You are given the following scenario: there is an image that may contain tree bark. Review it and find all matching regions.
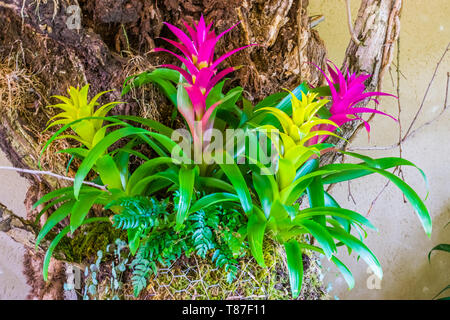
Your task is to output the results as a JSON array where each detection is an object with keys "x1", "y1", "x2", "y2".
[
  {"x1": 321, "y1": 0, "x2": 402, "y2": 166},
  {"x1": 0, "y1": 0, "x2": 402, "y2": 298}
]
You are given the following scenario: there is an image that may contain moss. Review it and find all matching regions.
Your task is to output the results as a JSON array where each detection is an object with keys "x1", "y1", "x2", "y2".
[
  {"x1": 120, "y1": 237, "x2": 328, "y2": 300},
  {"x1": 58, "y1": 222, "x2": 126, "y2": 264},
  {"x1": 73, "y1": 221, "x2": 327, "y2": 300}
]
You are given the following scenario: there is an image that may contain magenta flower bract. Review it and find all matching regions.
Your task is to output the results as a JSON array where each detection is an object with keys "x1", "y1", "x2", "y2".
[
  {"x1": 154, "y1": 15, "x2": 256, "y2": 147},
  {"x1": 309, "y1": 61, "x2": 397, "y2": 144}
]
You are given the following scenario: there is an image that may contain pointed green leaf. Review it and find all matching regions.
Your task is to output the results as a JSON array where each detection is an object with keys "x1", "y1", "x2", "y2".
[
  {"x1": 70, "y1": 192, "x2": 102, "y2": 233},
  {"x1": 247, "y1": 208, "x2": 267, "y2": 267},
  {"x1": 43, "y1": 217, "x2": 110, "y2": 281},
  {"x1": 176, "y1": 166, "x2": 198, "y2": 227},
  {"x1": 219, "y1": 162, "x2": 253, "y2": 215},
  {"x1": 296, "y1": 220, "x2": 336, "y2": 259},
  {"x1": 428, "y1": 244, "x2": 450, "y2": 262},
  {"x1": 36, "y1": 201, "x2": 75, "y2": 248},
  {"x1": 95, "y1": 155, "x2": 123, "y2": 191},
  {"x1": 328, "y1": 226, "x2": 383, "y2": 279},
  {"x1": 284, "y1": 239, "x2": 304, "y2": 299},
  {"x1": 73, "y1": 126, "x2": 151, "y2": 199},
  {"x1": 189, "y1": 193, "x2": 240, "y2": 214}
]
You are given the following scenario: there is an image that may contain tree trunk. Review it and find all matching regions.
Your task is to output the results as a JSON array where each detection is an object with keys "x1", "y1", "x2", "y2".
[
  {"x1": 0, "y1": 0, "x2": 401, "y2": 298},
  {"x1": 321, "y1": 0, "x2": 402, "y2": 165}
]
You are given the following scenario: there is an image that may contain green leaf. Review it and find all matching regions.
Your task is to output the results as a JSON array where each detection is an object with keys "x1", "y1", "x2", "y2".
[
  {"x1": 43, "y1": 217, "x2": 110, "y2": 281},
  {"x1": 33, "y1": 186, "x2": 102, "y2": 224},
  {"x1": 114, "y1": 115, "x2": 174, "y2": 137},
  {"x1": 247, "y1": 208, "x2": 267, "y2": 267},
  {"x1": 328, "y1": 226, "x2": 383, "y2": 279},
  {"x1": 39, "y1": 116, "x2": 129, "y2": 168},
  {"x1": 198, "y1": 177, "x2": 236, "y2": 194},
  {"x1": 122, "y1": 68, "x2": 179, "y2": 105},
  {"x1": 330, "y1": 255, "x2": 355, "y2": 290},
  {"x1": 218, "y1": 87, "x2": 243, "y2": 112},
  {"x1": 309, "y1": 83, "x2": 339, "y2": 97},
  {"x1": 268, "y1": 200, "x2": 291, "y2": 226},
  {"x1": 316, "y1": 105, "x2": 332, "y2": 119},
  {"x1": 95, "y1": 155, "x2": 123, "y2": 190},
  {"x1": 298, "y1": 243, "x2": 355, "y2": 290},
  {"x1": 57, "y1": 147, "x2": 89, "y2": 159},
  {"x1": 140, "y1": 131, "x2": 182, "y2": 157},
  {"x1": 36, "y1": 201, "x2": 75, "y2": 248},
  {"x1": 255, "y1": 92, "x2": 288, "y2": 110},
  {"x1": 176, "y1": 166, "x2": 198, "y2": 228},
  {"x1": 189, "y1": 193, "x2": 240, "y2": 214},
  {"x1": 295, "y1": 207, "x2": 376, "y2": 230},
  {"x1": 32, "y1": 187, "x2": 74, "y2": 210},
  {"x1": 73, "y1": 126, "x2": 152, "y2": 199},
  {"x1": 252, "y1": 172, "x2": 279, "y2": 218},
  {"x1": 428, "y1": 244, "x2": 450, "y2": 262},
  {"x1": 284, "y1": 239, "x2": 304, "y2": 298},
  {"x1": 281, "y1": 169, "x2": 332, "y2": 205},
  {"x1": 35, "y1": 195, "x2": 73, "y2": 224},
  {"x1": 114, "y1": 146, "x2": 149, "y2": 162},
  {"x1": 324, "y1": 191, "x2": 351, "y2": 232},
  {"x1": 128, "y1": 228, "x2": 143, "y2": 256},
  {"x1": 322, "y1": 155, "x2": 428, "y2": 195},
  {"x1": 129, "y1": 172, "x2": 172, "y2": 196},
  {"x1": 205, "y1": 79, "x2": 226, "y2": 109},
  {"x1": 295, "y1": 159, "x2": 319, "y2": 181},
  {"x1": 321, "y1": 163, "x2": 432, "y2": 237},
  {"x1": 306, "y1": 176, "x2": 325, "y2": 225},
  {"x1": 113, "y1": 149, "x2": 131, "y2": 189},
  {"x1": 216, "y1": 109, "x2": 239, "y2": 128},
  {"x1": 219, "y1": 162, "x2": 253, "y2": 215},
  {"x1": 433, "y1": 285, "x2": 450, "y2": 300},
  {"x1": 126, "y1": 157, "x2": 174, "y2": 194},
  {"x1": 296, "y1": 220, "x2": 336, "y2": 259},
  {"x1": 70, "y1": 192, "x2": 102, "y2": 233}
]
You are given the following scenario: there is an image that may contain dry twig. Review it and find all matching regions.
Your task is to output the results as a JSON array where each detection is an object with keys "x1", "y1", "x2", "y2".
[
  {"x1": 348, "y1": 42, "x2": 450, "y2": 152},
  {"x1": 0, "y1": 166, "x2": 107, "y2": 190},
  {"x1": 345, "y1": 0, "x2": 361, "y2": 45}
]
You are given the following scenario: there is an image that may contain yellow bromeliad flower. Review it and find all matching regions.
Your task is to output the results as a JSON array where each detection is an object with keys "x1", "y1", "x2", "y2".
[
  {"x1": 45, "y1": 85, "x2": 121, "y2": 149},
  {"x1": 257, "y1": 91, "x2": 342, "y2": 189}
]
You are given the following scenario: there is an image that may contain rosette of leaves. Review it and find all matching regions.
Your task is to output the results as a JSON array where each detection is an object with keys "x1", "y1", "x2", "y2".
[{"x1": 34, "y1": 85, "x2": 181, "y2": 280}]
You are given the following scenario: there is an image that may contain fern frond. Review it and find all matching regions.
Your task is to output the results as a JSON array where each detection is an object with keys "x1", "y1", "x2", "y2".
[
  {"x1": 189, "y1": 210, "x2": 215, "y2": 258},
  {"x1": 107, "y1": 196, "x2": 169, "y2": 230}
]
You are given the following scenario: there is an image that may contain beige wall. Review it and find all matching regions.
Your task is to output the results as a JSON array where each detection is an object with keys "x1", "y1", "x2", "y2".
[
  {"x1": 0, "y1": 152, "x2": 30, "y2": 299},
  {"x1": 309, "y1": 0, "x2": 450, "y2": 299}
]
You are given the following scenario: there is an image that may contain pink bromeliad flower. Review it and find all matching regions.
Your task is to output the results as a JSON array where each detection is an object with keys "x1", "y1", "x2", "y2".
[
  {"x1": 309, "y1": 61, "x2": 397, "y2": 144},
  {"x1": 154, "y1": 15, "x2": 256, "y2": 147}
]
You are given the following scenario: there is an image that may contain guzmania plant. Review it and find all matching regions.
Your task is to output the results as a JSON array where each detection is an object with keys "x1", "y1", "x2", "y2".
[{"x1": 36, "y1": 16, "x2": 431, "y2": 299}]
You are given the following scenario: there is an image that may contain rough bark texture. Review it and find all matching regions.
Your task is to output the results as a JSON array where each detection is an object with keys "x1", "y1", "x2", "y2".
[
  {"x1": 0, "y1": 0, "x2": 401, "y2": 299},
  {"x1": 320, "y1": 0, "x2": 402, "y2": 166}
]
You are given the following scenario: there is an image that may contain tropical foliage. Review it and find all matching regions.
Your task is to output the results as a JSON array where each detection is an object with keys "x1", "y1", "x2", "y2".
[{"x1": 35, "y1": 15, "x2": 431, "y2": 299}]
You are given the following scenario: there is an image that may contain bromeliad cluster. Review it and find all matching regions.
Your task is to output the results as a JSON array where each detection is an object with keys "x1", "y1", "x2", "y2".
[{"x1": 36, "y1": 16, "x2": 431, "y2": 299}]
